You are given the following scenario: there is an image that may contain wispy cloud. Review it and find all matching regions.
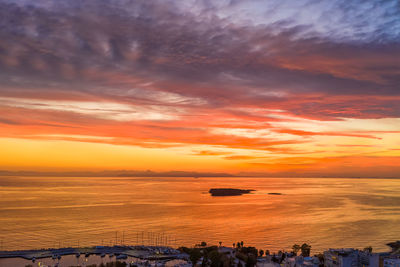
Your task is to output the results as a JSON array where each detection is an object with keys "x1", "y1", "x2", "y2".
[
  {"x1": 0, "y1": 0, "x2": 399, "y2": 174},
  {"x1": 0, "y1": 97, "x2": 181, "y2": 121}
]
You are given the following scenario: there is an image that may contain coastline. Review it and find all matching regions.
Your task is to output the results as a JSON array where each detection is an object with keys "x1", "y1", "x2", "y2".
[
  {"x1": 0, "y1": 242, "x2": 398, "y2": 267},
  {"x1": 0, "y1": 245, "x2": 184, "y2": 260}
]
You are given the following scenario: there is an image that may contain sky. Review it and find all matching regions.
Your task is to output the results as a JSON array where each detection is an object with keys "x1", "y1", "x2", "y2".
[{"x1": 0, "y1": 0, "x2": 399, "y2": 177}]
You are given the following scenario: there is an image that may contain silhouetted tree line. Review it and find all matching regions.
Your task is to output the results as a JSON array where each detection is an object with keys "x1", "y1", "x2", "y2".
[
  {"x1": 180, "y1": 240, "x2": 263, "y2": 267},
  {"x1": 292, "y1": 243, "x2": 312, "y2": 257}
]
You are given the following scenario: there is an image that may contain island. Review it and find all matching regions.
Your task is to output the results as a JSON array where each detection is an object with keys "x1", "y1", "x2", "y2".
[{"x1": 209, "y1": 188, "x2": 255, "y2": 196}]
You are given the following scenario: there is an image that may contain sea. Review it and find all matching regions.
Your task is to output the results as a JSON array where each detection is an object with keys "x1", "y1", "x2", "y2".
[{"x1": 0, "y1": 176, "x2": 399, "y2": 253}]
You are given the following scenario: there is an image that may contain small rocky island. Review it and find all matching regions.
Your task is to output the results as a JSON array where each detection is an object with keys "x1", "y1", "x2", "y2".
[{"x1": 209, "y1": 188, "x2": 255, "y2": 196}]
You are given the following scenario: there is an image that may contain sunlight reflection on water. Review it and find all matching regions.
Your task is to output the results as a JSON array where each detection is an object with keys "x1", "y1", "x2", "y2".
[{"x1": 0, "y1": 177, "x2": 399, "y2": 252}]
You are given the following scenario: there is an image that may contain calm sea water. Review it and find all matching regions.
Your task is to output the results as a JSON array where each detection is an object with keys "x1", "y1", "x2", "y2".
[{"x1": 0, "y1": 177, "x2": 399, "y2": 253}]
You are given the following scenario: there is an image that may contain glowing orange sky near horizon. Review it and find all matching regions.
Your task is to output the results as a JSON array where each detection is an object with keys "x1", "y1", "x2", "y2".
[{"x1": 1, "y1": 106, "x2": 400, "y2": 175}]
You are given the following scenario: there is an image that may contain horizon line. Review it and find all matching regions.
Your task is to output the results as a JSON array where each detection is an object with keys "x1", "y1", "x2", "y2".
[{"x1": 0, "y1": 170, "x2": 399, "y2": 179}]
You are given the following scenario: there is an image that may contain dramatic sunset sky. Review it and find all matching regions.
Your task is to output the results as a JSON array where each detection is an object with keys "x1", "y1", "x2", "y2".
[{"x1": 0, "y1": 0, "x2": 399, "y2": 176}]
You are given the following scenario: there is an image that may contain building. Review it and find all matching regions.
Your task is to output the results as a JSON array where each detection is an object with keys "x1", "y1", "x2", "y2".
[
  {"x1": 282, "y1": 255, "x2": 320, "y2": 267},
  {"x1": 383, "y1": 257, "x2": 400, "y2": 267},
  {"x1": 324, "y1": 249, "x2": 379, "y2": 267},
  {"x1": 359, "y1": 250, "x2": 379, "y2": 267},
  {"x1": 324, "y1": 249, "x2": 358, "y2": 267}
]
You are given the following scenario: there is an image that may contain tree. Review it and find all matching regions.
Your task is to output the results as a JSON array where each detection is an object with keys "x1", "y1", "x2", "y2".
[
  {"x1": 202, "y1": 254, "x2": 209, "y2": 267},
  {"x1": 292, "y1": 244, "x2": 301, "y2": 255},
  {"x1": 116, "y1": 262, "x2": 127, "y2": 267},
  {"x1": 240, "y1": 241, "x2": 244, "y2": 247},
  {"x1": 190, "y1": 248, "x2": 202, "y2": 267},
  {"x1": 200, "y1": 241, "x2": 207, "y2": 247},
  {"x1": 219, "y1": 241, "x2": 222, "y2": 247},
  {"x1": 209, "y1": 250, "x2": 222, "y2": 267},
  {"x1": 301, "y1": 243, "x2": 311, "y2": 257},
  {"x1": 280, "y1": 252, "x2": 286, "y2": 264},
  {"x1": 271, "y1": 254, "x2": 278, "y2": 263},
  {"x1": 237, "y1": 242, "x2": 241, "y2": 249},
  {"x1": 229, "y1": 256, "x2": 235, "y2": 267},
  {"x1": 316, "y1": 253, "x2": 324, "y2": 267},
  {"x1": 259, "y1": 249, "x2": 264, "y2": 257},
  {"x1": 265, "y1": 250, "x2": 270, "y2": 256},
  {"x1": 246, "y1": 255, "x2": 257, "y2": 267},
  {"x1": 233, "y1": 243, "x2": 235, "y2": 248},
  {"x1": 364, "y1": 246, "x2": 373, "y2": 253}
]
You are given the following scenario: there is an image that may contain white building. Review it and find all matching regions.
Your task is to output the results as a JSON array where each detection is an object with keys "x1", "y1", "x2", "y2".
[
  {"x1": 324, "y1": 249, "x2": 379, "y2": 267},
  {"x1": 282, "y1": 255, "x2": 319, "y2": 267}
]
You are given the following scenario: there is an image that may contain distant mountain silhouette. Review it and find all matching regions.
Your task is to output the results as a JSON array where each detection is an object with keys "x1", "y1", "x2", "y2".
[
  {"x1": 0, "y1": 170, "x2": 233, "y2": 177},
  {"x1": 0, "y1": 170, "x2": 398, "y2": 178}
]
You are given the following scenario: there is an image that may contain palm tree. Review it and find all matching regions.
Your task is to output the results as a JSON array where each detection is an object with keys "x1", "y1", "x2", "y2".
[
  {"x1": 301, "y1": 243, "x2": 311, "y2": 257},
  {"x1": 364, "y1": 246, "x2": 373, "y2": 253},
  {"x1": 190, "y1": 248, "x2": 202, "y2": 267},
  {"x1": 292, "y1": 244, "x2": 301, "y2": 255},
  {"x1": 259, "y1": 249, "x2": 264, "y2": 257}
]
